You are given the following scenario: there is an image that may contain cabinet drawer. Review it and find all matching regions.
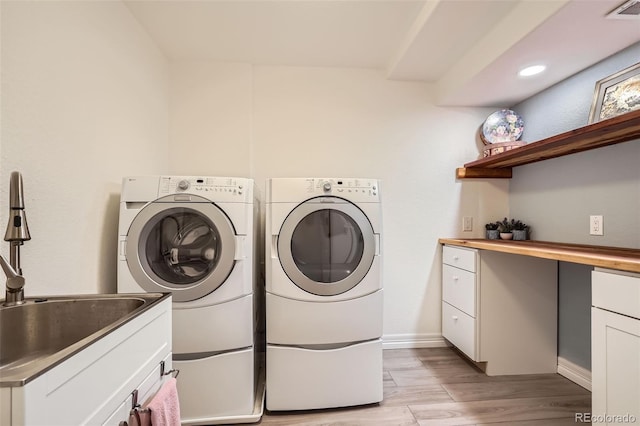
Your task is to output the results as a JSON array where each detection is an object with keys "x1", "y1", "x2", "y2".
[
  {"x1": 442, "y1": 265, "x2": 476, "y2": 317},
  {"x1": 443, "y1": 246, "x2": 477, "y2": 272},
  {"x1": 593, "y1": 270, "x2": 640, "y2": 320},
  {"x1": 442, "y1": 302, "x2": 477, "y2": 360}
]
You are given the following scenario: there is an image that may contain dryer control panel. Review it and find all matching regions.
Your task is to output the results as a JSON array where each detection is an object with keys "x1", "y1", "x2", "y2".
[
  {"x1": 158, "y1": 176, "x2": 253, "y2": 201},
  {"x1": 307, "y1": 178, "x2": 378, "y2": 198},
  {"x1": 267, "y1": 177, "x2": 379, "y2": 203}
]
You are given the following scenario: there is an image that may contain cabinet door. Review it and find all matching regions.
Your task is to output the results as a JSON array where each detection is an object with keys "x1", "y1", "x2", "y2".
[
  {"x1": 592, "y1": 307, "x2": 640, "y2": 425},
  {"x1": 101, "y1": 354, "x2": 171, "y2": 425}
]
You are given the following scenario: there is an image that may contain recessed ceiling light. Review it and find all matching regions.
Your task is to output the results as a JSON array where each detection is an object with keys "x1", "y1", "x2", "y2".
[{"x1": 518, "y1": 65, "x2": 546, "y2": 77}]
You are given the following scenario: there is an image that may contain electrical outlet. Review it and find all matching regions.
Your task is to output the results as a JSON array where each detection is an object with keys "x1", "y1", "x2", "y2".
[
  {"x1": 462, "y1": 216, "x2": 473, "y2": 232},
  {"x1": 590, "y1": 215, "x2": 604, "y2": 236}
]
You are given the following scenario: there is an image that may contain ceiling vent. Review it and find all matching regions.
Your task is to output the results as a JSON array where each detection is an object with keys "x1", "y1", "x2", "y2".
[{"x1": 606, "y1": 0, "x2": 640, "y2": 19}]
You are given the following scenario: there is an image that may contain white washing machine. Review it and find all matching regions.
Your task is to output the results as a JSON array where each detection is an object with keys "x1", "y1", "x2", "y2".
[
  {"x1": 265, "y1": 177, "x2": 383, "y2": 411},
  {"x1": 118, "y1": 176, "x2": 262, "y2": 425}
]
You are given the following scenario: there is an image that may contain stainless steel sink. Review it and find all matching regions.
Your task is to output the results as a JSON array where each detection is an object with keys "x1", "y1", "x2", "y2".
[{"x1": 0, "y1": 292, "x2": 170, "y2": 386}]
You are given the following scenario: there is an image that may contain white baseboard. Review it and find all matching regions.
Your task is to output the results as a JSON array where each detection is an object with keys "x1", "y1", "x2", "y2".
[
  {"x1": 557, "y1": 356, "x2": 592, "y2": 391},
  {"x1": 382, "y1": 333, "x2": 447, "y2": 349}
]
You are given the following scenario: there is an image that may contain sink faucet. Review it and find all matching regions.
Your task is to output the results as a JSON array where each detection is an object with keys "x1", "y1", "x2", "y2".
[{"x1": 2, "y1": 171, "x2": 31, "y2": 306}]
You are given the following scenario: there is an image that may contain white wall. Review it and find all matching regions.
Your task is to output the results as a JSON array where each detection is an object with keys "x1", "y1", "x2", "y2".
[
  {"x1": 511, "y1": 42, "x2": 640, "y2": 248},
  {"x1": 169, "y1": 62, "x2": 253, "y2": 176},
  {"x1": 0, "y1": 1, "x2": 169, "y2": 295},
  {"x1": 170, "y1": 63, "x2": 509, "y2": 345}
]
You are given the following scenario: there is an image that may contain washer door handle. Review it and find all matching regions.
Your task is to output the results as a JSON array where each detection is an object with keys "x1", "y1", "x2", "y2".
[
  {"x1": 234, "y1": 235, "x2": 246, "y2": 260},
  {"x1": 271, "y1": 235, "x2": 279, "y2": 259}
]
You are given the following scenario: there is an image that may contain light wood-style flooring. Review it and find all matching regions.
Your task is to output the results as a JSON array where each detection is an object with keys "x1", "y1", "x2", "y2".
[{"x1": 258, "y1": 347, "x2": 591, "y2": 425}]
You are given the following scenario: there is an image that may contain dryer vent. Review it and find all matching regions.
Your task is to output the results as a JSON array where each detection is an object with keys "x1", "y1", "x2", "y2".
[{"x1": 606, "y1": 0, "x2": 640, "y2": 19}]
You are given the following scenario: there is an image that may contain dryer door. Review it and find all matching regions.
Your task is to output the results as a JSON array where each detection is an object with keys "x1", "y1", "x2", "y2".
[
  {"x1": 277, "y1": 196, "x2": 376, "y2": 296},
  {"x1": 125, "y1": 195, "x2": 236, "y2": 302}
]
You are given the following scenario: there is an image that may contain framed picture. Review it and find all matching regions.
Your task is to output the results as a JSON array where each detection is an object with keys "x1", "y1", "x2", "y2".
[{"x1": 589, "y1": 62, "x2": 640, "y2": 123}]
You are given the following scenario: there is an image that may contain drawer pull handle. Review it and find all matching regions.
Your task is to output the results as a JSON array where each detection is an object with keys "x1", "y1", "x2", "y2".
[{"x1": 452, "y1": 315, "x2": 458, "y2": 321}]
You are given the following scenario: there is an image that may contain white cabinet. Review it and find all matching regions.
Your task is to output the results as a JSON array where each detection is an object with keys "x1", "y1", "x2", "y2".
[
  {"x1": 2, "y1": 297, "x2": 172, "y2": 425},
  {"x1": 592, "y1": 269, "x2": 640, "y2": 425},
  {"x1": 442, "y1": 246, "x2": 479, "y2": 360},
  {"x1": 442, "y1": 245, "x2": 558, "y2": 375}
]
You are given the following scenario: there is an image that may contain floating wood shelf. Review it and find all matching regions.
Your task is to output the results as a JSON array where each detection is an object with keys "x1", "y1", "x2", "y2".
[{"x1": 456, "y1": 109, "x2": 640, "y2": 179}]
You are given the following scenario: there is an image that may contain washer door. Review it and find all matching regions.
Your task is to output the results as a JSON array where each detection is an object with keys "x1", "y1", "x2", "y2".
[
  {"x1": 126, "y1": 195, "x2": 236, "y2": 302},
  {"x1": 277, "y1": 196, "x2": 376, "y2": 296}
]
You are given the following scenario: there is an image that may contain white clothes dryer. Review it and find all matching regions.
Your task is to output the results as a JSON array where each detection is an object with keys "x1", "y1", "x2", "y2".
[
  {"x1": 118, "y1": 176, "x2": 262, "y2": 425},
  {"x1": 265, "y1": 177, "x2": 383, "y2": 411}
]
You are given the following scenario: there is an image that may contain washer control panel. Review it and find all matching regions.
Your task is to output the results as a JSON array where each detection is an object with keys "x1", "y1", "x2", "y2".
[{"x1": 159, "y1": 176, "x2": 250, "y2": 200}]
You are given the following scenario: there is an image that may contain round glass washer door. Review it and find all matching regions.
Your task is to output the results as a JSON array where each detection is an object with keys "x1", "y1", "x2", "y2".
[
  {"x1": 126, "y1": 195, "x2": 236, "y2": 302},
  {"x1": 277, "y1": 196, "x2": 376, "y2": 296}
]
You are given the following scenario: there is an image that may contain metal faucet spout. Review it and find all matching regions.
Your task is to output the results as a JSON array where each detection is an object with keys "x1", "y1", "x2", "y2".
[{"x1": 3, "y1": 171, "x2": 29, "y2": 305}]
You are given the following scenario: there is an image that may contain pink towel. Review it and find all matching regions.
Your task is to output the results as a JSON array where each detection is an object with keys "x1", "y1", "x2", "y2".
[{"x1": 140, "y1": 377, "x2": 181, "y2": 426}]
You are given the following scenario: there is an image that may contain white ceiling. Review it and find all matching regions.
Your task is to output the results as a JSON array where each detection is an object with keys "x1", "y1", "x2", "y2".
[{"x1": 124, "y1": 0, "x2": 640, "y2": 107}]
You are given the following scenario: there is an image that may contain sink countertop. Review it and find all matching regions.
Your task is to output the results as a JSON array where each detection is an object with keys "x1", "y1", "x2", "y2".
[
  {"x1": 439, "y1": 238, "x2": 640, "y2": 274},
  {"x1": 0, "y1": 292, "x2": 171, "y2": 387}
]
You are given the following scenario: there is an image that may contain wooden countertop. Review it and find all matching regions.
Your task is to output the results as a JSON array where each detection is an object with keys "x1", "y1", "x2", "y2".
[{"x1": 439, "y1": 238, "x2": 640, "y2": 273}]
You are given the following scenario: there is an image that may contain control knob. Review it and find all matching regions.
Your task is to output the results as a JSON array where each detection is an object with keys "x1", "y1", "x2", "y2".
[
  {"x1": 177, "y1": 180, "x2": 190, "y2": 191},
  {"x1": 323, "y1": 182, "x2": 332, "y2": 192}
]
